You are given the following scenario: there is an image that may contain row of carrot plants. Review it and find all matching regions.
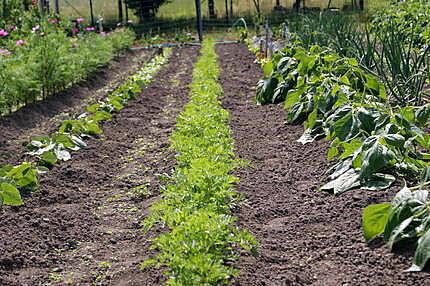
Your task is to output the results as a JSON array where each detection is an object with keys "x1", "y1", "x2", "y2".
[
  {"x1": 0, "y1": 50, "x2": 171, "y2": 207},
  {"x1": 0, "y1": 9, "x2": 134, "y2": 115},
  {"x1": 255, "y1": 39, "x2": 430, "y2": 270},
  {"x1": 141, "y1": 39, "x2": 256, "y2": 284}
]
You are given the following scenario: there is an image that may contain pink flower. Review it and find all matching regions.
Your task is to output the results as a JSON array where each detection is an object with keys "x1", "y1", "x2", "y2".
[
  {"x1": 72, "y1": 27, "x2": 79, "y2": 35},
  {"x1": 48, "y1": 18, "x2": 59, "y2": 24},
  {"x1": 32, "y1": 25, "x2": 40, "y2": 32},
  {"x1": 9, "y1": 25, "x2": 17, "y2": 31},
  {"x1": 0, "y1": 29, "x2": 9, "y2": 37},
  {"x1": 16, "y1": 39, "x2": 26, "y2": 46},
  {"x1": 0, "y1": 49, "x2": 11, "y2": 56},
  {"x1": 100, "y1": 32, "x2": 108, "y2": 36},
  {"x1": 76, "y1": 18, "x2": 85, "y2": 23},
  {"x1": 85, "y1": 27, "x2": 95, "y2": 31}
]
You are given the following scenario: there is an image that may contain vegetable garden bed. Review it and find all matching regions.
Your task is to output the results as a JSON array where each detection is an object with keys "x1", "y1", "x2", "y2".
[
  {"x1": 0, "y1": 46, "x2": 198, "y2": 285},
  {"x1": 217, "y1": 43, "x2": 430, "y2": 285}
]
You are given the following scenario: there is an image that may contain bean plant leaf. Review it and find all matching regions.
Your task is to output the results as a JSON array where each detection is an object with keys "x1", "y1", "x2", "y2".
[
  {"x1": 357, "y1": 107, "x2": 378, "y2": 133},
  {"x1": 0, "y1": 182, "x2": 23, "y2": 206},
  {"x1": 263, "y1": 61, "x2": 274, "y2": 77},
  {"x1": 409, "y1": 229, "x2": 430, "y2": 272},
  {"x1": 41, "y1": 151, "x2": 58, "y2": 166},
  {"x1": 361, "y1": 173, "x2": 396, "y2": 191},
  {"x1": 362, "y1": 203, "x2": 391, "y2": 241},
  {"x1": 320, "y1": 168, "x2": 360, "y2": 194},
  {"x1": 387, "y1": 216, "x2": 415, "y2": 250},
  {"x1": 360, "y1": 142, "x2": 394, "y2": 180},
  {"x1": 383, "y1": 134, "x2": 406, "y2": 148}
]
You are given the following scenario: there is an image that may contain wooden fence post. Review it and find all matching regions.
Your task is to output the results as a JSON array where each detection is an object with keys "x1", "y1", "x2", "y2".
[{"x1": 195, "y1": 0, "x2": 203, "y2": 42}]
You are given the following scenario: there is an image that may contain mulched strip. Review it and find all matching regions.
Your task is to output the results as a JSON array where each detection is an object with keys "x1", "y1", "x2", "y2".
[
  {"x1": 0, "y1": 46, "x2": 199, "y2": 286},
  {"x1": 216, "y1": 43, "x2": 430, "y2": 286},
  {"x1": 0, "y1": 48, "x2": 156, "y2": 166}
]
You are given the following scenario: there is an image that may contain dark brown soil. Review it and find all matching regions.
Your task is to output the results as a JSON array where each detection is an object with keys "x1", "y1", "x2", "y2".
[
  {"x1": 216, "y1": 43, "x2": 430, "y2": 286},
  {"x1": 0, "y1": 48, "x2": 156, "y2": 166},
  {"x1": 0, "y1": 46, "x2": 199, "y2": 286}
]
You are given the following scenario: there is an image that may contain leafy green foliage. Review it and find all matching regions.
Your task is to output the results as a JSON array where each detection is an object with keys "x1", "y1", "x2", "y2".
[
  {"x1": 142, "y1": 39, "x2": 256, "y2": 284},
  {"x1": 257, "y1": 40, "x2": 430, "y2": 194},
  {"x1": 279, "y1": 2, "x2": 430, "y2": 107},
  {"x1": 0, "y1": 49, "x2": 171, "y2": 206},
  {"x1": 0, "y1": 162, "x2": 39, "y2": 206},
  {"x1": 362, "y1": 203, "x2": 391, "y2": 241},
  {"x1": 362, "y1": 184, "x2": 430, "y2": 271},
  {"x1": 253, "y1": 0, "x2": 430, "y2": 270},
  {"x1": 0, "y1": 15, "x2": 135, "y2": 115}
]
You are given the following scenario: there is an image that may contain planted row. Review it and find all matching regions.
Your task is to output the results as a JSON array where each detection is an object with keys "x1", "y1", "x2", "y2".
[
  {"x1": 142, "y1": 39, "x2": 256, "y2": 284},
  {"x1": 0, "y1": 15, "x2": 135, "y2": 115},
  {"x1": 255, "y1": 41, "x2": 430, "y2": 270},
  {"x1": 272, "y1": 0, "x2": 430, "y2": 107},
  {"x1": 0, "y1": 50, "x2": 171, "y2": 207}
]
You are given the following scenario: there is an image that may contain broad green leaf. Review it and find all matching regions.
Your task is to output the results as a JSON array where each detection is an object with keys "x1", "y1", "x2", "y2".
[
  {"x1": 0, "y1": 164, "x2": 13, "y2": 177},
  {"x1": 365, "y1": 74, "x2": 379, "y2": 91},
  {"x1": 392, "y1": 186, "x2": 413, "y2": 208},
  {"x1": 287, "y1": 103, "x2": 305, "y2": 124},
  {"x1": 339, "y1": 139, "x2": 362, "y2": 160},
  {"x1": 276, "y1": 56, "x2": 295, "y2": 76},
  {"x1": 357, "y1": 107, "x2": 378, "y2": 133},
  {"x1": 0, "y1": 182, "x2": 23, "y2": 206},
  {"x1": 256, "y1": 77, "x2": 279, "y2": 105},
  {"x1": 415, "y1": 105, "x2": 430, "y2": 127},
  {"x1": 361, "y1": 173, "x2": 396, "y2": 191},
  {"x1": 362, "y1": 203, "x2": 391, "y2": 241},
  {"x1": 360, "y1": 142, "x2": 394, "y2": 180},
  {"x1": 263, "y1": 61, "x2": 274, "y2": 77},
  {"x1": 387, "y1": 217, "x2": 414, "y2": 250},
  {"x1": 87, "y1": 103, "x2": 101, "y2": 113},
  {"x1": 327, "y1": 145, "x2": 339, "y2": 160},
  {"x1": 329, "y1": 158, "x2": 353, "y2": 179},
  {"x1": 41, "y1": 151, "x2": 58, "y2": 166},
  {"x1": 320, "y1": 169, "x2": 360, "y2": 195},
  {"x1": 409, "y1": 229, "x2": 430, "y2": 272},
  {"x1": 383, "y1": 134, "x2": 406, "y2": 148},
  {"x1": 84, "y1": 121, "x2": 102, "y2": 135},
  {"x1": 421, "y1": 167, "x2": 430, "y2": 184},
  {"x1": 285, "y1": 87, "x2": 305, "y2": 110},
  {"x1": 305, "y1": 108, "x2": 318, "y2": 130}
]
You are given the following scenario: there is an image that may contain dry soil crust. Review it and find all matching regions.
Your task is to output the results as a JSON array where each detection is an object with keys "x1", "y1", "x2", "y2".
[
  {"x1": 216, "y1": 43, "x2": 430, "y2": 286},
  {"x1": 0, "y1": 46, "x2": 199, "y2": 286}
]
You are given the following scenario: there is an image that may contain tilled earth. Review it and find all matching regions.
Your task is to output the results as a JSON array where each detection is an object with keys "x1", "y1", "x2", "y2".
[
  {"x1": 216, "y1": 43, "x2": 430, "y2": 286},
  {"x1": 0, "y1": 46, "x2": 199, "y2": 286},
  {"x1": 0, "y1": 48, "x2": 156, "y2": 166},
  {"x1": 1, "y1": 41, "x2": 430, "y2": 286}
]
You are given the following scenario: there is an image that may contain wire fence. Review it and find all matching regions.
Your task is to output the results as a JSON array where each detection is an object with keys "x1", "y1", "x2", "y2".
[{"x1": 36, "y1": 0, "x2": 361, "y2": 35}]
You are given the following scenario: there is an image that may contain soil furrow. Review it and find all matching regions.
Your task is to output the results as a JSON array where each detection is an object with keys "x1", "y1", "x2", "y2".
[
  {"x1": 216, "y1": 43, "x2": 430, "y2": 286},
  {"x1": 0, "y1": 46, "x2": 199, "y2": 286}
]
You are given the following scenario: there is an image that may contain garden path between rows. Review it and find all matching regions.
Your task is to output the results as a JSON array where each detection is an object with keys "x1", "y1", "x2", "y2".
[
  {"x1": 0, "y1": 46, "x2": 199, "y2": 285},
  {"x1": 216, "y1": 43, "x2": 430, "y2": 286}
]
